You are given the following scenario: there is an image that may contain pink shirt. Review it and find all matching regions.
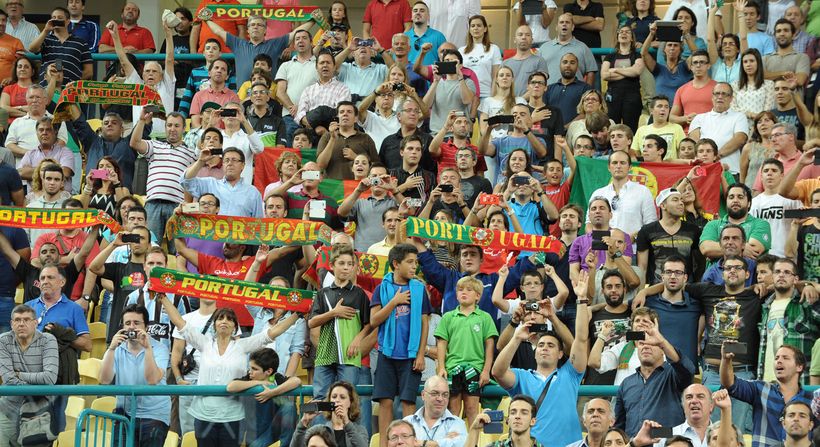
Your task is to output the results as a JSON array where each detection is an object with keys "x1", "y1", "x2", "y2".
[
  {"x1": 673, "y1": 79, "x2": 716, "y2": 132},
  {"x1": 189, "y1": 86, "x2": 241, "y2": 116}
]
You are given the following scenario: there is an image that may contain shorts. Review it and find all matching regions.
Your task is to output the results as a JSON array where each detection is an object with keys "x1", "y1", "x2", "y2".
[
  {"x1": 448, "y1": 365, "x2": 482, "y2": 396},
  {"x1": 372, "y1": 352, "x2": 421, "y2": 403}
]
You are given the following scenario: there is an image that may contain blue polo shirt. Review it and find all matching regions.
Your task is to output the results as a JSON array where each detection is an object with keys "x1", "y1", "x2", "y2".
[
  {"x1": 652, "y1": 61, "x2": 692, "y2": 103},
  {"x1": 338, "y1": 62, "x2": 388, "y2": 99},
  {"x1": 226, "y1": 33, "x2": 289, "y2": 85},
  {"x1": 644, "y1": 293, "x2": 703, "y2": 369},
  {"x1": 508, "y1": 362, "x2": 584, "y2": 447},
  {"x1": 545, "y1": 80, "x2": 592, "y2": 125},
  {"x1": 112, "y1": 337, "x2": 171, "y2": 425},
  {"x1": 26, "y1": 295, "x2": 90, "y2": 336},
  {"x1": 405, "y1": 27, "x2": 447, "y2": 66}
]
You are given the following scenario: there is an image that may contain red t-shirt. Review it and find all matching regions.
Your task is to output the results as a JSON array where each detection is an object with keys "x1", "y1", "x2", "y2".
[
  {"x1": 362, "y1": 0, "x2": 411, "y2": 49},
  {"x1": 672, "y1": 80, "x2": 716, "y2": 133},
  {"x1": 544, "y1": 181, "x2": 572, "y2": 237},
  {"x1": 436, "y1": 142, "x2": 487, "y2": 175},
  {"x1": 99, "y1": 24, "x2": 156, "y2": 52},
  {"x1": 194, "y1": 0, "x2": 241, "y2": 53},
  {"x1": 197, "y1": 253, "x2": 269, "y2": 326},
  {"x1": 4, "y1": 83, "x2": 29, "y2": 123}
]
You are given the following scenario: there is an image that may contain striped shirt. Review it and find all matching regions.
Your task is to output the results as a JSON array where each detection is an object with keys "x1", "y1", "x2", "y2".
[
  {"x1": 179, "y1": 64, "x2": 238, "y2": 117},
  {"x1": 0, "y1": 331, "x2": 59, "y2": 386},
  {"x1": 145, "y1": 140, "x2": 198, "y2": 204},
  {"x1": 38, "y1": 33, "x2": 92, "y2": 85},
  {"x1": 5, "y1": 18, "x2": 40, "y2": 49},
  {"x1": 294, "y1": 78, "x2": 351, "y2": 124}
]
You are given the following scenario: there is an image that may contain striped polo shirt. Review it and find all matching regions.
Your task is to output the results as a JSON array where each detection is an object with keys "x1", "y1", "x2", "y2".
[
  {"x1": 38, "y1": 34, "x2": 92, "y2": 85},
  {"x1": 145, "y1": 140, "x2": 198, "y2": 204}
]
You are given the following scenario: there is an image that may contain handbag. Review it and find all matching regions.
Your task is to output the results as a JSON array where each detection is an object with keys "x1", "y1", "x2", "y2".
[
  {"x1": 178, "y1": 313, "x2": 215, "y2": 378},
  {"x1": 18, "y1": 396, "x2": 58, "y2": 446}
]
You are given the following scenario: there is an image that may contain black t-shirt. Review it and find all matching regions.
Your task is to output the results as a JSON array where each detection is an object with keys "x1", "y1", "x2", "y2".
[
  {"x1": 0, "y1": 162, "x2": 23, "y2": 205},
  {"x1": 529, "y1": 105, "x2": 565, "y2": 158},
  {"x1": 15, "y1": 259, "x2": 81, "y2": 302},
  {"x1": 636, "y1": 220, "x2": 703, "y2": 285},
  {"x1": 586, "y1": 307, "x2": 632, "y2": 385},
  {"x1": 259, "y1": 248, "x2": 304, "y2": 286},
  {"x1": 460, "y1": 175, "x2": 493, "y2": 208},
  {"x1": 563, "y1": 1, "x2": 605, "y2": 49},
  {"x1": 685, "y1": 282, "x2": 761, "y2": 366},
  {"x1": 102, "y1": 261, "x2": 146, "y2": 341},
  {"x1": 796, "y1": 224, "x2": 820, "y2": 282},
  {"x1": 511, "y1": 339, "x2": 537, "y2": 370},
  {"x1": 379, "y1": 130, "x2": 436, "y2": 174},
  {"x1": 603, "y1": 52, "x2": 641, "y2": 93},
  {"x1": 429, "y1": 200, "x2": 465, "y2": 224}
]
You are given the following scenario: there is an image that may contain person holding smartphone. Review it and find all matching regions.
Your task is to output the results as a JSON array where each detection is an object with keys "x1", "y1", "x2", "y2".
[{"x1": 28, "y1": 7, "x2": 92, "y2": 85}]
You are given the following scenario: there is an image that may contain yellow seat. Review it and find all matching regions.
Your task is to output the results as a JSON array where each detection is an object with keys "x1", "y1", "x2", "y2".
[
  {"x1": 165, "y1": 431, "x2": 180, "y2": 447},
  {"x1": 64, "y1": 396, "x2": 85, "y2": 431},
  {"x1": 86, "y1": 119, "x2": 103, "y2": 132},
  {"x1": 181, "y1": 431, "x2": 197, "y2": 447},
  {"x1": 54, "y1": 430, "x2": 113, "y2": 447},
  {"x1": 369, "y1": 433, "x2": 380, "y2": 447},
  {"x1": 479, "y1": 433, "x2": 502, "y2": 445},
  {"x1": 743, "y1": 434, "x2": 752, "y2": 446},
  {"x1": 91, "y1": 396, "x2": 117, "y2": 413},
  {"x1": 80, "y1": 322, "x2": 107, "y2": 360},
  {"x1": 268, "y1": 442, "x2": 281, "y2": 447},
  {"x1": 78, "y1": 358, "x2": 103, "y2": 385}
]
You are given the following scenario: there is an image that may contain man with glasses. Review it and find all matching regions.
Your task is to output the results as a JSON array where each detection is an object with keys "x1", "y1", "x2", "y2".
[
  {"x1": 3, "y1": 0, "x2": 39, "y2": 49},
  {"x1": 380, "y1": 99, "x2": 436, "y2": 173},
  {"x1": 0, "y1": 304, "x2": 59, "y2": 446},
  {"x1": 545, "y1": 54, "x2": 592, "y2": 129},
  {"x1": 403, "y1": 375, "x2": 467, "y2": 447},
  {"x1": 181, "y1": 147, "x2": 263, "y2": 217},
  {"x1": 573, "y1": 135, "x2": 596, "y2": 157},
  {"x1": 670, "y1": 50, "x2": 717, "y2": 132},
  {"x1": 359, "y1": 83, "x2": 401, "y2": 150},
  {"x1": 586, "y1": 151, "x2": 656, "y2": 242},
  {"x1": 5, "y1": 85, "x2": 69, "y2": 163},
  {"x1": 756, "y1": 258, "x2": 819, "y2": 383},
  {"x1": 689, "y1": 82, "x2": 749, "y2": 174},
  {"x1": 246, "y1": 82, "x2": 287, "y2": 144},
  {"x1": 505, "y1": 25, "x2": 550, "y2": 96},
  {"x1": 385, "y1": 420, "x2": 419, "y2": 447}
]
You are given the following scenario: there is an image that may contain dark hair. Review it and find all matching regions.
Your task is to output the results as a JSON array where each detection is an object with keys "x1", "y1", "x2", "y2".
[
  {"x1": 92, "y1": 156, "x2": 124, "y2": 194},
  {"x1": 673, "y1": 6, "x2": 698, "y2": 36},
  {"x1": 248, "y1": 68, "x2": 273, "y2": 88},
  {"x1": 697, "y1": 138, "x2": 719, "y2": 156},
  {"x1": 388, "y1": 243, "x2": 419, "y2": 271},
  {"x1": 504, "y1": 148, "x2": 533, "y2": 179},
  {"x1": 486, "y1": 210, "x2": 510, "y2": 231},
  {"x1": 774, "y1": 17, "x2": 796, "y2": 34},
  {"x1": 663, "y1": 254, "x2": 688, "y2": 269},
  {"x1": 690, "y1": 49, "x2": 710, "y2": 63},
  {"x1": 537, "y1": 331, "x2": 565, "y2": 353},
  {"x1": 589, "y1": 196, "x2": 612, "y2": 212},
  {"x1": 204, "y1": 38, "x2": 222, "y2": 50},
  {"x1": 559, "y1": 203, "x2": 584, "y2": 222},
  {"x1": 328, "y1": 1, "x2": 351, "y2": 29},
  {"x1": 249, "y1": 347, "x2": 279, "y2": 374},
  {"x1": 603, "y1": 429, "x2": 630, "y2": 445},
  {"x1": 127, "y1": 205, "x2": 147, "y2": 220},
  {"x1": 328, "y1": 381, "x2": 361, "y2": 422},
  {"x1": 520, "y1": 270, "x2": 544, "y2": 286},
  {"x1": 305, "y1": 426, "x2": 337, "y2": 447},
  {"x1": 781, "y1": 401, "x2": 812, "y2": 419},
  {"x1": 717, "y1": 33, "x2": 740, "y2": 59},
  {"x1": 440, "y1": 48, "x2": 463, "y2": 65},
  {"x1": 316, "y1": 48, "x2": 335, "y2": 65},
  {"x1": 608, "y1": 149, "x2": 633, "y2": 165},
  {"x1": 726, "y1": 182, "x2": 752, "y2": 203},
  {"x1": 464, "y1": 15, "x2": 491, "y2": 53},
  {"x1": 756, "y1": 253, "x2": 778, "y2": 269},
  {"x1": 644, "y1": 134, "x2": 668, "y2": 159},
  {"x1": 723, "y1": 254, "x2": 748, "y2": 270},
  {"x1": 382, "y1": 206, "x2": 400, "y2": 223},
  {"x1": 201, "y1": 127, "x2": 224, "y2": 145},
  {"x1": 121, "y1": 303, "x2": 149, "y2": 327},
  {"x1": 650, "y1": 95, "x2": 670, "y2": 109},
  {"x1": 62, "y1": 198, "x2": 83, "y2": 208},
  {"x1": 41, "y1": 163, "x2": 64, "y2": 180},
  {"x1": 750, "y1": 111, "x2": 777, "y2": 142},
  {"x1": 10, "y1": 55, "x2": 36, "y2": 85},
  {"x1": 720, "y1": 223, "x2": 747, "y2": 242},
  {"x1": 223, "y1": 147, "x2": 245, "y2": 163},
  {"x1": 212, "y1": 307, "x2": 239, "y2": 331},
  {"x1": 52, "y1": 6, "x2": 70, "y2": 18},
  {"x1": 776, "y1": 345, "x2": 806, "y2": 373},
  {"x1": 666, "y1": 435, "x2": 695, "y2": 447},
  {"x1": 12, "y1": 304, "x2": 36, "y2": 319},
  {"x1": 585, "y1": 111, "x2": 610, "y2": 133},
  {"x1": 761, "y1": 157, "x2": 784, "y2": 173},
  {"x1": 293, "y1": 128, "x2": 310, "y2": 141},
  {"x1": 114, "y1": 195, "x2": 139, "y2": 224},
  {"x1": 173, "y1": 7, "x2": 193, "y2": 21},
  {"x1": 773, "y1": 257, "x2": 797, "y2": 273},
  {"x1": 253, "y1": 53, "x2": 273, "y2": 69},
  {"x1": 200, "y1": 192, "x2": 220, "y2": 207},
  {"x1": 0, "y1": 8, "x2": 6, "y2": 19},
  {"x1": 601, "y1": 269, "x2": 626, "y2": 288},
  {"x1": 744, "y1": 1, "x2": 761, "y2": 15},
  {"x1": 400, "y1": 134, "x2": 424, "y2": 151},
  {"x1": 510, "y1": 394, "x2": 537, "y2": 414},
  {"x1": 631, "y1": 0, "x2": 656, "y2": 15},
  {"x1": 337, "y1": 100, "x2": 358, "y2": 116}
]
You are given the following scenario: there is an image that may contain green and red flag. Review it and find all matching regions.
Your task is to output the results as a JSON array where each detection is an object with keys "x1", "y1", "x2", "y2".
[
  {"x1": 166, "y1": 213, "x2": 332, "y2": 246},
  {"x1": 568, "y1": 157, "x2": 724, "y2": 216},
  {"x1": 149, "y1": 267, "x2": 313, "y2": 312},
  {"x1": 0, "y1": 206, "x2": 120, "y2": 233},
  {"x1": 53, "y1": 81, "x2": 164, "y2": 123}
]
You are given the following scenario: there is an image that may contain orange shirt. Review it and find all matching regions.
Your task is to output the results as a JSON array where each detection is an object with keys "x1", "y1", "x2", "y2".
[
  {"x1": 194, "y1": 0, "x2": 242, "y2": 53},
  {"x1": 0, "y1": 34, "x2": 24, "y2": 81}
]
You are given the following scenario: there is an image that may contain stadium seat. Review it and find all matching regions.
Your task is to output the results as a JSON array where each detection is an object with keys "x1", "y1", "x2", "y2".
[
  {"x1": 164, "y1": 431, "x2": 180, "y2": 447},
  {"x1": 479, "y1": 432, "x2": 502, "y2": 445},
  {"x1": 744, "y1": 434, "x2": 752, "y2": 446},
  {"x1": 369, "y1": 433, "x2": 380, "y2": 447},
  {"x1": 64, "y1": 396, "x2": 85, "y2": 430},
  {"x1": 91, "y1": 396, "x2": 117, "y2": 413},
  {"x1": 86, "y1": 119, "x2": 103, "y2": 133},
  {"x1": 78, "y1": 358, "x2": 103, "y2": 385},
  {"x1": 54, "y1": 430, "x2": 113, "y2": 447},
  {"x1": 80, "y1": 322, "x2": 107, "y2": 360},
  {"x1": 181, "y1": 431, "x2": 197, "y2": 447},
  {"x1": 268, "y1": 442, "x2": 281, "y2": 447}
]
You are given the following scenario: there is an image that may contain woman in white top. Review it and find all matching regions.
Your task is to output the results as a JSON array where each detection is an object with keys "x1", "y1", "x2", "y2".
[
  {"x1": 160, "y1": 294, "x2": 299, "y2": 447},
  {"x1": 219, "y1": 101, "x2": 264, "y2": 183},
  {"x1": 458, "y1": 15, "x2": 502, "y2": 100},
  {"x1": 731, "y1": 48, "x2": 775, "y2": 125},
  {"x1": 478, "y1": 66, "x2": 526, "y2": 139}
]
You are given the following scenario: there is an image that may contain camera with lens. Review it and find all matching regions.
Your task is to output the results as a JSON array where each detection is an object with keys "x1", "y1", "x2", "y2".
[
  {"x1": 524, "y1": 302, "x2": 540, "y2": 312},
  {"x1": 124, "y1": 330, "x2": 138, "y2": 339}
]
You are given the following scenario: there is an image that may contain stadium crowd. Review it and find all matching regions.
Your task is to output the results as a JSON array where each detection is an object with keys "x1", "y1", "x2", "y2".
[{"x1": 0, "y1": 0, "x2": 818, "y2": 446}]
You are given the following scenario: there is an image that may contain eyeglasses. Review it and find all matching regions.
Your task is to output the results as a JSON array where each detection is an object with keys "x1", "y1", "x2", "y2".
[
  {"x1": 388, "y1": 435, "x2": 415, "y2": 443},
  {"x1": 769, "y1": 132, "x2": 788, "y2": 140},
  {"x1": 12, "y1": 317, "x2": 35, "y2": 324},
  {"x1": 529, "y1": 80, "x2": 546, "y2": 86},
  {"x1": 401, "y1": 108, "x2": 420, "y2": 114},
  {"x1": 251, "y1": 90, "x2": 269, "y2": 96},
  {"x1": 199, "y1": 201, "x2": 217, "y2": 207},
  {"x1": 222, "y1": 158, "x2": 243, "y2": 164},
  {"x1": 662, "y1": 270, "x2": 686, "y2": 277},
  {"x1": 724, "y1": 265, "x2": 746, "y2": 272},
  {"x1": 426, "y1": 391, "x2": 450, "y2": 399},
  {"x1": 691, "y1": 60, "x2": 709, "y2": 66}
]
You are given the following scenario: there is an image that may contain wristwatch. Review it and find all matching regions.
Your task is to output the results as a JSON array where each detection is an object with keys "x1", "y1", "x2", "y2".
[{"x1": 81, "y1": 295, "x2": 92, "y2": 302}]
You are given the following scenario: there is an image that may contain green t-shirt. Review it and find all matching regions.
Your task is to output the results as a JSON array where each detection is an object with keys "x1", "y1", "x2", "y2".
[
  {"x1": 434, "y1": 307, "x2": 499, "y2": 372},
  {"x1": 699, "y1": 214, "x2": 772, "y2": 267},
  {"x1": 811, "y1": 339, "x2": 820, "y2": 377}
]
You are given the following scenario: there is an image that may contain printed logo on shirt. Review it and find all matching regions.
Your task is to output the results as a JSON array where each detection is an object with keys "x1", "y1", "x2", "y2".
[
  {"x1": 122, "y1": 272, "x2": 146, "y2": 288},
  {"x1": 147, "y1": 322, "x2": 171, "y2": 340},
  {"x1": 473, "y1": 324, "x2": 481, "y2": 332},
  {"x1": 395, "y1": 304, "x2": 410, "y2": 318}
]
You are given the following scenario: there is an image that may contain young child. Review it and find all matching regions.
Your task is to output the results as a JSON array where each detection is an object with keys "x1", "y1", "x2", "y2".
[
  {"x1": 370, "y1": 243, "x2": 431, "y2": 447},
  {"x1": 434, "y1": 276, "x2": 498, "y2": 426},
  {"x1": 492, "y1": 266, "x2": 569, "y2": 317},
  {"x1": 227, "y1": 348, "x2": 302, "y2": 447},
  {"x1": 308, "y1": 244, "x2": 371, "y2": 400}
]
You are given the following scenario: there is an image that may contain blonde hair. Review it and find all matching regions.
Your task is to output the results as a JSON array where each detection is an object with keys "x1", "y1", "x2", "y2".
[{"x1": 456, "y1": 275, "x2": 484, "y2": 297}]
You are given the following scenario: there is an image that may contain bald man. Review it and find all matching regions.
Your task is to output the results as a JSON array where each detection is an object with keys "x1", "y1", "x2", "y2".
[
  {"x1": 658, "y1": 384, "x2": 715, "y2": 447},
  {"x1": 403, "y1": 375, "x2": 468, "y2": 447},
  {"x1": 568, "y1": 398, "x2": 615, "y2": 447}
]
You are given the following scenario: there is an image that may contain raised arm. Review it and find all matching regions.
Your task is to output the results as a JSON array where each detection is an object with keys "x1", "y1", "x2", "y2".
[
  {"x1": 28, "y1": 20, "x2": 56, "y2": 53},
  {"x1": 129, "y1": 110, "x2": 152, "y2": 155},
  {"x1": 203, "y1": 18, "x2": 228, "y2": 43},
  {"x1": 159, "y1": 293, "x2": 187, "y2": 330},
  {"x1": 570, "y1": 271, "x2": 590, "y2": 373},
  {"x1": 492, "y1": 323, "x2": 528, "y2": 389},
  {"x1": 105, "y1": 21, "x2": 136, "y2": 78},
  {"x1": 778, "y1": 148, "x2": 814, "y2": 200},
  {"x1": 163, "y1": 23, "x2": 175, "y2": 76}
]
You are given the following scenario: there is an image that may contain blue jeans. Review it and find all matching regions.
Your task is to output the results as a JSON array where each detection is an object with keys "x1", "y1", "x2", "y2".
[
  {"x1": 0, "y1": 296, "x2": 15, "y2": 333},
  {"x1": 313, "y1": 364, "x2": 360, "y2": 399},
  {"x1": 358, "y1": 366, "x2": 373, "y2": 437},
  {"x1": 195, "y1": 419, "x2": 240, "y2": 447},
  {"x1": 283, "y1": 115, "x2": 299, "y2": 146},
  {"x1": 702, "y1": 364, "x2": 755, "y2": 434},
  {"x1": 114, "y1": 409, "x2": 168, "y2": 447},
  {"x1": 145, "y1": 200, "x2": 178, "y2": 254},
  {"x1": 99, "y1": 291, "x2": 112, "y2": 327}
]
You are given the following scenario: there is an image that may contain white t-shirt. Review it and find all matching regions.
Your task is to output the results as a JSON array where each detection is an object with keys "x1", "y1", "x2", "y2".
[
  {"x1": 750, "y1": 193, "x2": 802, "y2": 257},
  {"x1": 512, "y1": 0, "x2": 559, "y2": 44},
  {"x1": 363, "y1": 110, "x2": 400, "y2": 151},
  {"x1": 274, "y1": 57, "x2": 318, "y2": 117},
  {"x1": 689, "y1": 109, "x2": 749, "y2": 174},
  {"x1": 598, "y1": 340, "x2": 642, "y2": 386},
  {"x1": 126, "y1": 70, "x2": 176, "y2": 134},
  {"x1": 459, "y1": 44, "x2": 503, "y2": 99}
]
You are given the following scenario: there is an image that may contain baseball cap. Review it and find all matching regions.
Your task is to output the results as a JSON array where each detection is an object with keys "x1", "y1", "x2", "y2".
[{"x1": 655, "y1": 188, "x2": 681, "y2": 207}]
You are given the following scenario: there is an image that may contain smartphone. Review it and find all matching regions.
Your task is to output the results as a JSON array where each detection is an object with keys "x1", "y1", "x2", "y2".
[
  {"x1": 512, "y1": 176, "x2": 529, "y2": 186},
  {"x1": 649, "y1": 427, "x2": 674, "y2": 439},
  {"x1": 784, "y1": 208, "x2": 820, "y2": 218},
  {"x1": 407, "y1": 198, "x2": 423, "y2": 208},
  {"x1": 54, "y1": 60, "x2": 63, "y2": 72},
  {"x1": 591, "y1": 230, "x2": 610, "y2": 251},
  {"x1": 309, "y1": 200, "x2": 327, "y2": 219},
  {"x1": 478, "y1": 193, "x2": 500, "y2": 206},
  {"x1": 302, "y1": 170, "x2": 321, "y2": 180},
  {"x1": 220, "y1": 109, "x2": 238, "y2": 117},
  {"x1": 301, "y1": 402, "x2": 336, "y2": 413},
  {"x1": 486, "y1": 115, "x2": 515, "y2": 126},
  {"x1": 626, "y1": 331, "x2": 646, "y2": 341},
  {"x1": 529, "y1": 323, "x2": 551, "y2": 333},
  {"x1": 50, "y1": 20, "x2": 66, "y2": 27},
  {"x1": 90, "y1": 169, "x2": 109, "y2": 180},
  {"x1": 439, "y1": 184, "x2": 454, "y2": 193},
  {"x1": 723, "y1": 342, "x2": 748, "y2": 355},
  {"x1": 144, "y1": 105, "x2": 160, "y2": 114},
  {"x1": 814, "y1": 150, "x2": 820, "y2": 165},
  {"x1": 356, "y1": 38, "x2": 374, "y2": 47},
  {"x1": 436, "y1": 61, "x2": 458, "y2": 75},
  {"x1": 655, "y1": 21, "x2": 684, "y2": 42},
  {"x1": 121, "y1": 234, "x2": 141, "y2": 243},
  {"x1": 208, "y1": 148, "x2": 223, "y2": 156},
  {"x1": 182, "y1": 202, "x2": 201, "y2": 214},
  {"x1": 484, "y1": 410, "x2": 504, "y2": 434}
]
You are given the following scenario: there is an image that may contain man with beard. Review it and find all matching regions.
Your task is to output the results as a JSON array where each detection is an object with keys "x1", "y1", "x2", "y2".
[
  {"x1": 614, "y1": 317, "x2": 695, "y2": 436},
  {"x1": 538, "y1": 14, "x2": 597, "y2": 86},
  {"x1": 641, "y1": 255, "x2": 704, "y2": 371},
  {"x1": 777, "y1": 401, "x2": 815, "y2": 447},
  {"x1": 637, "y1": 188, "x2": 703, "y2": 285},
  {"x1": 586, "y1": 270, "x2": 632, "y2": 387},
  {"x1": 453, "y1": 147, "x2": 491, "y2": 209},
  {"x1": 504, "y1": 25, "x2": 550, "y2": 97},
  {"x1": 756, "y1": 258, "x2": 819, "y2": 383},
  {"x1": 763, "y1": 19, "x2": 810, "y2": 88},
  {"x1": 466, "y1": 395, "x2": 545, "y2": 447},
  {"x1": 404, "y1": 2, "x2": 446, "y2": 66},
  {"x1": 380, "y1": 99, "x2": 436, "y2": 173},
  {"x1": 545, "y1": 53, "x2": 592, "y2": 124},
  {"x1": 567, "y1": 399, "x2": 614, "y2": 447},
  {"x1": 636, "y1": 255, "x2": 763, "y2": 434},
  {"x1": 403, "y1": 375, "x2": 467, "y2": 447},
  {"x1": 700, "y1": 183, "x2": 771, "y2": 262},
  {"x1": 98, "y1": 2, "x2": 155, "y2": 53},
  {"x1": 701, "y1": 224, "x2": 759, "y2": 286},
  {"x1": 722, "y1": 344, "x2": 814, "y2": 447},
  {"x1": 430, "y1": 111, "x2": 486, "y2": 177}
]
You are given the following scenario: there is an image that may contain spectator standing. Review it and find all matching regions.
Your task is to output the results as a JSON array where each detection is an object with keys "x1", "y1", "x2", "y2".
[
  {"x1": 66, "y1": 0, "x2": 99, "y2": 53},
  {"x1": 454, "y1": 147, "x2": 491, "y2": 208},
  {"x1": 731, "y1": 49, "x2": 775, "y2": 126},
  {"x1": 68, "y1": 109, "x2": 141, "y2": 191},
  {"x1": 458, "y1": 15, "x2": 502, "y2": 101},
  {"x1": 545, "y1": 53, "x2": 593, "y2": 126},
  {"x1": 3, "y1": 0, "x2": 38, "y2": 49},
  {"x1": 632, "y1": 96, "x2": 686, "y2": 159},
  {"x1": 358, "y1": 83, "x2": 401, "y2": 151},
  {"x1": 5, "y1": 84, "x2": 68, "y2": 162},
  {"x1": 785, "y1": 186, "x2": 820, "y2": 282},
  {"x1": 0, "y1": 55, "x2": 35, "y2": 124},
  {"x1": 538, "y1": 14, "x2": 597, "y2": 85},
  {"x1": 770, "y1": 78, "x2": 812, "y2": 142},
  {"x1": 181, "y1": 147, "x2": 263, "y2": 217},
  {"x1": 162, "y1": 8, "x2": 194, "y2": 110},
  {"x1": 424, "y1": 50, "x2": 476, "y2": 134},
  {"x1": 504, "y1": 25, "x2": 550, "y2": 96},
  {"x1": 601, "y1": 25, "x2": 645, "y2": 132},
  {"x1": 670, "y1": 50, "x2": 717, "y2": 131},
  {"x1": 763, "y1": 19, "x2": 811, "y2": 87},
  {"x1": 178, "y1": 39, "x2": 237, "y2": 118},
  {"x1": 390, "y1": 135, "x2": 437, "y2": 202},
  {"x1": 362, "y1": 0, "x2": 411, "y2": 51},
  {"x1": 275, "y1": 29, "x2": 317, "y2": 143},
  {"x1": 480, "y1": 104, "x2": 547, "y2": 184},
  {"x1": 738, "y1": 2, "x2": 775, "y2": 56},
  {"x1": 17, "y1": 118, "x2": 74, "y2": 193},
  {"x1": 295, "y1": 50, "x2": 351, "y2": 136},
  {"x1": 699, "y1": 184, "x2": 771, "y2": 263},
  {"x1": 641, "y1": 23, "x2": 693, "y2": 104},
  {"x1": 0, "y1": 155, "x2": 23, "y2": 206},
  {"x1": 219, "y1": 101, "x2": 265, "y2": 181},
  {"x1": 750, "y1": 159, "x2": 803, "y2": 257},
  {"x1": 100, "y1": 304, "x2": 171, "y2": 447},
  {"x1": 98, "y1": 2, "x2": 155, "y2": 54},
  {"x1": 190, "y1": 0, "x2": 245, "y2": 54},
  {"x1": 689, "y1": 82, "x2": 749, "y2": 173},
  {"x1": 317, "y1": 102, "x2": 379, "y2": 180},
  {"x1": 338, "y1": 165, "x2": 398, "y2": 253},
  {"x1": 380, "y1": 99, "x2": 436, "y2": 174},
  {"x1": 563, "y1": 0, "x2": 605, "y2": 52},
  {"x1": 429, "y1": 0, "x2": 480, "y2": 48},
  {"x1": 700, "y1": 224, "x2": 759, "y2": 286},
  {"x1": 270, "y1": 161, "x2": 343, "y2": 229},
  {"x1": 0, "y1": 10, "x2": 23, "y2": 84},
  {"x1": 430, "y1": 112, "x2": 486, "y2": 178},
  {"x1": 405, "y1": 2, "x2": 447, "y2": 66},
  {"x1": 188, "y1": 60, "x2": 240, "y2": 128},
  {"x1": 246, "y1": 82, "x2": 287, "y2": 141},
  {"x1": 659, "y1": 384, "x2": 715, "y2": 447},
  {"x1": 513, "y1": 2, "x2": 558, "y2": 47}
]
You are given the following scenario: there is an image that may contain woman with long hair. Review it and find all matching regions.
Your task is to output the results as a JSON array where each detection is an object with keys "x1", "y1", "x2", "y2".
[
  {"x1": 600, "y1": 428, "x2": 631, "y2": 447},
  {"x1": 601, "y1": 25, "x2": 644, "y2": 131},
  {"x1": 625, "y1": 0, "x2": 659, "y2": 45},
  {"x1": 500, "y1": 148, "x2": 534, "y2": 186},
  {"x1": 313, "y1": 1, "x2": 352, "y2": 48},
  {"x1": 290, "y1": 381, "x2": 368, "y2": 447},
  {"x1": 707, "y1": 4, "x2": 746, "y2": 84},
  {"x1": 674, "y1": 175, "x2": 712, "y2": 228},
  {"x1": 731, "y1": 49, "x2": 774, "y2": 124},
  {"x1": 739, "y1": 111, "x2": 777, "y2": 187},
  {"x1": 459, "y1": 15, "x2": 502, "y2": 100},
  {"x1": 478, "y1": 66, "x2": 525, "y2": 138},
  {"x1": 0, "y1": 55, "x2": 36, "y2": 123},
  {"x1": 79, "y1": 156, "x2": 130, "y2": 216},
  {"x1": 350, "y1": 153, "x2": 371, "y2": 181},
  {"x1": 160, "y1": 298, "x2": 300, "y2": 447}
]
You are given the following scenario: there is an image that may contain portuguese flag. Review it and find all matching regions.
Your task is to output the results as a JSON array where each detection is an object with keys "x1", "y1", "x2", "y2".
[
  {"x1": 568, "y1": 157, "x2": 724, "y2": 216},
  {"x1": 253, "y1": 147, "x2": 369, "y2": 204}
]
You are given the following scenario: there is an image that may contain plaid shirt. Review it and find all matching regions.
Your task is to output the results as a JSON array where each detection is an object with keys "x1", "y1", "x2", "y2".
[
  {"x1": 728, "y1": 378, "x2": 814, "y2": 447},
  {"x1": 756, "y1": 292, "x2": 820, "y2": 382},
  {"x1": 486, "y1": 436, "x2": 545, "y2": 447}
]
